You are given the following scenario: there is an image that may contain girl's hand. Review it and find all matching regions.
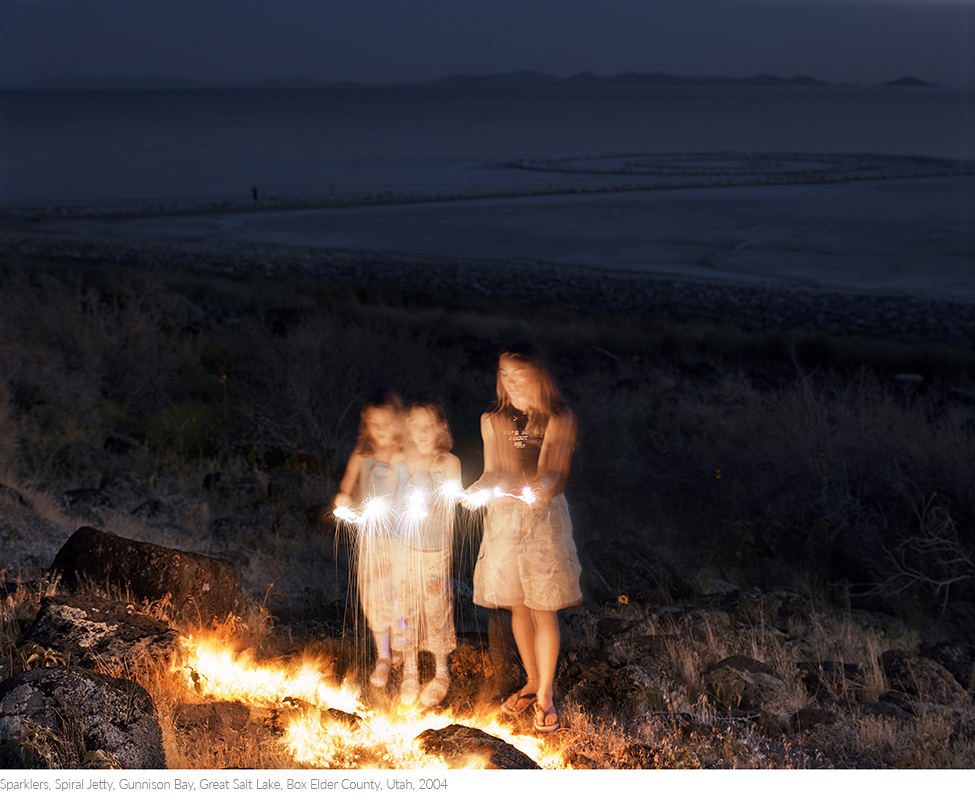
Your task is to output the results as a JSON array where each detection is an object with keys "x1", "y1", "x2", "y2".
[
  {"x1": 461, "y1": 482, "x2": 494, "y2": 510},
  {"x1": 334, "y1": 492, "x2": 353, "y2": 509},
  {"x1": 529, "y1": 477, "x2": 553, "y2": 504}
]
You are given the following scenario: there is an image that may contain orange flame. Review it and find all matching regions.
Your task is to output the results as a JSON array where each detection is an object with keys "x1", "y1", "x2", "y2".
[{"x1": 173, "y1": 635, "x2": 566, "y2": 769}]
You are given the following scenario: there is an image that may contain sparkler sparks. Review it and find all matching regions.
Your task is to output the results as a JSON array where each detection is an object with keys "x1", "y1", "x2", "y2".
[
  {"x1": 334, "y1": 495, "x2": 395, "y2": 531},
  {"x1": 338, "y1": 479, "x2": 538, "y2": 535},
  {"x1": 404, "y1": 486, "x2": 430, "y2": 524},
  {"x1": 462, "y1": 484, "x2": 537, "y2": 509}
]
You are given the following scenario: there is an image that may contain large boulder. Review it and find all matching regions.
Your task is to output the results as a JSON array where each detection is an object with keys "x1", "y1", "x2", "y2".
[
  {"x1": 880, "y1": 650, "x2": 969, "y2": 706},
  {"x1": 702, "y1": 655, "x2": 793, "y2": 713},
  {"x1": 50, "y1": 527, "x2": 246, "y2": 625},
  {"x1": 0, "y1": 667, "x2": 165, "y2": 769},
  {"x1": 415, "y1": 724, "x2": 539, "y2": 769},
  {"x1": 24, "y1": 594, "x2": 179, "y2": 672},
  {"x1": 920, "y1": 641, "x2": 975, "y2": 695}
]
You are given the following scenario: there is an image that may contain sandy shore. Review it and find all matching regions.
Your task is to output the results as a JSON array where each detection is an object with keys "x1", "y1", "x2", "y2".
[{"x1": 2, "y1": 170, "x2": 973, "y2": 343}]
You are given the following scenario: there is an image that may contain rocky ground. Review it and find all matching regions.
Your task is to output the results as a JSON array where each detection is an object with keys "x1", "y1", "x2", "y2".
[
  {"x1": 2, "y1": 227, "x2": 974, "y2": 344},
  {"x1": 2, "y1": 469, "x2": 974, "y2": 769},
  {"x1": 1, "y1": 230, "x2": 973, "y2": 768}
]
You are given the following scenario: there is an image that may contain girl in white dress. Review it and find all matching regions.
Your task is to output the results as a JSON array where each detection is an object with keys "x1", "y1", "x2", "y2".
[
  {"x1": 334, "y1": 389, "x2": 408, "y2": 689},
  {"x1": 467, "y1": 344, "x2": 581, "y2": 733},
  {"x1": 395, "y1": 402, "x2": 461, "y2": 707}
]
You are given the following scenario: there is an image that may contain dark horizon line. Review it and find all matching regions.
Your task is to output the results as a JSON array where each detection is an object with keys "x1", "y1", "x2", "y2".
[{"x1": 0, "y1": 69, "x2": 941, "y2": 93}]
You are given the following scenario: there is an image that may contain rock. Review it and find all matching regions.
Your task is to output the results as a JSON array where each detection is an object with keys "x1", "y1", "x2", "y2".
[
  {"x1": 99, "y1": 470, "x2": 155, "y2": 512},
  {"x1": 606, "y1": 665, "x2": 671, "y2": 716},
  {"x1": 24, "y1": 594, "x2": 179, "y2": 672},
  {"x1": 703, "y1": 655, "x2": 792, "y2": 713},
  {"x1": 0, "y1": 667, "x2": 165, "y2": 768},
  {"x1": 0, "y1": 484, "x2": 31, "y2": 509},
  {"x1": 881, "y1": 650, "x2": 968, "y2": 706},
  {"x1": 59, "y1": 488, "x2": 114, "y2": 523},
  {"x1": 414, "y1": 723, "x2": 539, "y2": 769},
  {"x1": 794, "y1": 661, "x2": 866, "y2": 701},
  {"x1": 790, "y1": 706, "x2": 839, "y2": 732},
  {"x1": 173, "y1": 701, "x2": 257, "y2": 754},
  {"x1": 920, "y1": 640, "x2": 975, "y2": 694},
  {"x1": 720, "y1": 587, "x2": 772, "y2": 626},
  {"x1": 50, "y1": 527, "x2": 246, "y2": 625},
  {"x1": 832, "y1": 697, "x2": 913, "y2": 722}
]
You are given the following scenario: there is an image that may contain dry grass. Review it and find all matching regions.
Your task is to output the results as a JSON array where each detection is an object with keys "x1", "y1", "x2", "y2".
[{"x1": 1, "y1": 253, "x2": 974, "y2": 767}]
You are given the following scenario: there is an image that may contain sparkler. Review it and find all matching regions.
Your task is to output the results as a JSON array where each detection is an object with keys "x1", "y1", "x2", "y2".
[
  {"x1": 333, "y1": 496, "x2": 393, "y2": 527},
  {"x1": 464, "y1": 484, "x2": 537, "y2": 508},
  {"x1": 340, "y1": 481, "x2": 537, "y2": 529},
  {"x1": 404, "y1": 486, "x2": 430, "y2": 524}
]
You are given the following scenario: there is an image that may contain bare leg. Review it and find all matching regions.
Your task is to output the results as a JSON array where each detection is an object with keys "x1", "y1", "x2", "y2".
[
  {"x1": 531, "y1": 609, "x2": 560, "y2": 725},
  {"x1": 370, "y1": 630, "x2": 392, "y2": 687},
  {"x1": 400, "y1": 646, "x2": 419, "y2": 704},
  {"x1": 509, "y1": 604, "x2": 539, "y2": 695}
]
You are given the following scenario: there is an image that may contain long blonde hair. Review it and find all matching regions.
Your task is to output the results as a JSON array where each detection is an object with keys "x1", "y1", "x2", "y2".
[
  {"x1": 356, "y1": 388, "x2": 407, "y2": 456},
  {"x1": 492, "y1": 343, "x2": 568, "y2": 435},
  {"x1": 407, "y1": 400, "x2": 454, "y2": 454}
]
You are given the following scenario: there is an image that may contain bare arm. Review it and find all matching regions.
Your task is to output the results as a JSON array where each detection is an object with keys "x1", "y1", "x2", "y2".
[
  {"x1": 445, "y1": 453, "x2": 462, "y2": 483},
  {"x1": 335, "y1": 449, "x2": 363, "y2": 507},
  {"x1": 462, "y1": 412, "x2": 500, "y2": 505},
  {"x1": 533, "y1": 409, "x2": 577, "y2": 500}
]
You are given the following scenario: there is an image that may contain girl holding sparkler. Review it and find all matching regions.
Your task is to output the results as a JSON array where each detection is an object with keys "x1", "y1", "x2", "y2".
[
  {"x1": 395, "y1": 402, "x2": 462, "y2": 707},
  {"x1": 467, "y1": 344, "x2": 581, "y2": 734},
  {"x1": 334, "y1": 389, "x2": 409, "y2": 689}
]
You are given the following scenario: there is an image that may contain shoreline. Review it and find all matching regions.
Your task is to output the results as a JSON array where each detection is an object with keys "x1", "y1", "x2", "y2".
[{"x1": 2, "y1": 227, "x2": 974, "y2": 345}]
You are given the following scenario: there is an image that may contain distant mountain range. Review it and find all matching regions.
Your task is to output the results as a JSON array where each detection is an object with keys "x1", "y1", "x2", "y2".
[{"x1": 5, "y1": 70, "x2": 938, "y2": 92}]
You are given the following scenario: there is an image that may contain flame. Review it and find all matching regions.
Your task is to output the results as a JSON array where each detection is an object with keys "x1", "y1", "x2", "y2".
[{"x1": 174, "y1": 635, "x2": 566, "y2": 769}]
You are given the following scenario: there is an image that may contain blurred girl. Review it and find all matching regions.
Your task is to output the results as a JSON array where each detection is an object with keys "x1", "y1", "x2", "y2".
[
  {"x1": 395, "y1": 402, "x2": 461, "y2": 706},
  {"x1": 334, "y1": 389, "x2": 409, "y2": 689},
  {"x1": 466, "y1": 344, "x2": 581, "y2": 733}
]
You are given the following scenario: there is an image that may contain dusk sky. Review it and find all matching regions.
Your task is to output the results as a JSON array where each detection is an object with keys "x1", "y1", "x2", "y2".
[{"x1": 0, "y1": 0, "x2": 972, "y2": 89}]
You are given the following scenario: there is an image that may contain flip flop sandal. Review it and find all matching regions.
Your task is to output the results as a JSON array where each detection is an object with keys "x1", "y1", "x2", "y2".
[
  {"x1": 534, "y1": 703, "x2": 560, "y2": 734},
  {"x1": 500, "y1": 689, "x2": 537, "y2": 716}
]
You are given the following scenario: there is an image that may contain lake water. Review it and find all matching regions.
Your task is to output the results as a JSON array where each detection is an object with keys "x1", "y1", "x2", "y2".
[
  {"x1": 1, "y1": 85, "x2": 972, "y2": 207},
  {"x1": 1, "y1": 85, "x2": 973, "y2": 301}
]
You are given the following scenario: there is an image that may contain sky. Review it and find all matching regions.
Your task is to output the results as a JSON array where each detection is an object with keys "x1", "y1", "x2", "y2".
[{"x1": 0, "y1": 0, "x2": 972, "y2": 88}]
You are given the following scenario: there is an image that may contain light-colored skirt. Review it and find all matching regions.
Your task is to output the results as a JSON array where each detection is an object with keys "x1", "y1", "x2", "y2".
[
  {"x1": 357, "y1": 532, "x2": 397, "y2": 633},
  {"x1": 393, "y1": 541, "x2": 456, "y2": 656},
  {"x1": 473, "y1": 494, "x2": 582, "y2": 611}
]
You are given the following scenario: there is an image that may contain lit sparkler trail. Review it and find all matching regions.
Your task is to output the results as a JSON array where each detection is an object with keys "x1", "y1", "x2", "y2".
[
  {"x1": 337, "y1": 481, "x2": 540, "y2": 536},
  {"x1": 334, "y1": 495, "x2": 396, "y2": 529},
  {"x1": 404, "y1": 485, "x2": 429, "y2": 524},
  {"x1": 463, "y1": 484, "x2": 536, "y2": 509}
]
